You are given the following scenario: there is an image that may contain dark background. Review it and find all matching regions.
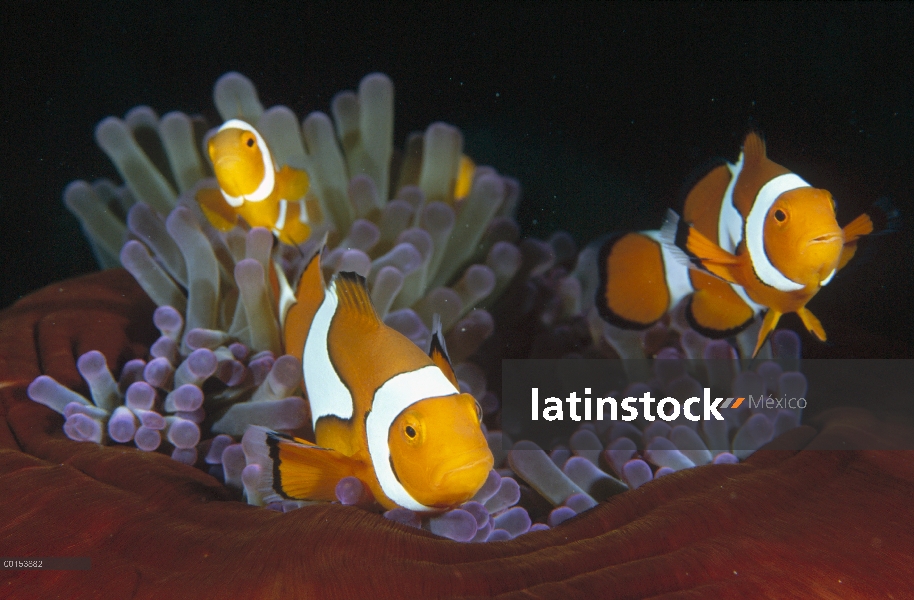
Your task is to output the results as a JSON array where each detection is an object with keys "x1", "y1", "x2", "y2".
[{"x1": 3, "y1": 2, "x2": 912, "y2": 351}]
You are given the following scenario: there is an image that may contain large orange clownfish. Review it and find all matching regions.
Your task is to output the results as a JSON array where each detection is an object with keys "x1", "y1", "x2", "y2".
[
  {"x1": 196, "y1": 119, "x2": 314, "y2": 245},
  {"x1": 598, "y1": 132, "x2": 890, "y2": 357},
  {"x1": 243, "y1": 248, "x2": 494, "y2": 511}
]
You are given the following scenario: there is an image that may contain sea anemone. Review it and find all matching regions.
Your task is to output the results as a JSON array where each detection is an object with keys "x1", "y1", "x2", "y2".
[
  {"x1": 64, "y1": 71, "x2": 522, "y2": 357},
  {"x1": 30, "y1": 71, "x2": 813, "y2": 545},
  {"x1": 34, "y1": 72, "x2": 536, "y2": 539}
]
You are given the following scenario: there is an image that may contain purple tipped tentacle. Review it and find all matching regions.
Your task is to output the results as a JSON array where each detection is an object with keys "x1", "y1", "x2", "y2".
[
  {"x1": 27, "y1": 376, "x2": 91, "y2": 414},
  {"x1": 205, "y1": 434, "x2": 235, "y2": 464},
  {"x1": 383, "y1": 508, "x2": 422, "y2": 529},
  {"x1": 108, "y1": 406, "x2": 138, "y2": 443},
  {"x1": 134, "y1": 426, "x2": 162, "y2": 451},
  {"x1": 144, "y1": 357, "x2": 175, "y2": 390},
  {"x1": 547, "y1": 506, "x2": 577, "y2": 528},
  {"x1": 428, "y1": 510, "x2": 478, "y2": 542},
  {"x1": 174, "y1": 348, "x2": 218, "y2": 387},
  {"x1": 221, "y1": 443, "x2": 247, "y2": 488},
  {"x1": 76, "y1": 351, "x2": 121, "y2": 413},
  {"x1": 165, "y1": 416, "x2": 201, "y2": 449},
  {"x1": 621, "y1": 459, "x2": 653, "y2": 489},
  {"x1": 492, "y1": 507, "x2": 532, "y2": 538}
]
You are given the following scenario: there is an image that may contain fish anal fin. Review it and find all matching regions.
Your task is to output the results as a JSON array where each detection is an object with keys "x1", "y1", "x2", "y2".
[
  {"x1": 753, "y1": 309, "x2": 783, "y2": 358},
  {"x1": 196, "y1": 186, "x2": 238, "y2": 231},
  {"x1": 266, "y1": 431, "x2": 361, "y2": 502},
  {"x1": 797, "y1": 307, "x2": 826, "y2": 342},
  {"x1": 333, "y1": 272, "x2": 381, "y2": 327},
  {"x1": 283, "y1": 245, "x2": 325, "y2": 362},
  {"x1": 429, "y1": 314, "x2": 459, "y2": 388}
]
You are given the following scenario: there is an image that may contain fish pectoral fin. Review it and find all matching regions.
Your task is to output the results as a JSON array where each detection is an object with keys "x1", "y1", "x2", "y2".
[
  {"x1": 277, "y1": 165, "x2": 310, "y2": 200},
  {"x1": 838, "y1": 199, "x2": 900, "y2": 271},
  {"x1": 753, "y1": 309, "x2": 783, "y2": 358},
  {"x1": 252, "y1": 427, "x2": 361, "y2": 502},
  {"x1": 428, "y1": 314, "x2": 459, "y2": 388},
  {"x1": 196, "y1": 186, "x2": 239, "y2": 231},
  {"x1": 660, "y1": 210, "x2": 741, "y2": 284},
  {"x1": 842, "y1": 213, "x2": 874, "y2": 244},
  {"x1": 797, "y1": 307, "x2": 826, "y2": 342}
]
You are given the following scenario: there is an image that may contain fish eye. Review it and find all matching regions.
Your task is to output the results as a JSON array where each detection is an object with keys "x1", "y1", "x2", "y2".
[
  {"x1": 405, "y1": 425, "x2": 417, "y2": 439},
  {"x1": 774, "y1": 209, "x2": 787, "y2": 223}
]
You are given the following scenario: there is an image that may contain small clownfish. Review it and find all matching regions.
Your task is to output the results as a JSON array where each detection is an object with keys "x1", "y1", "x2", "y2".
[
  {"x1": 243, "y1": 247, "x2": 494, "y2": 512},
  {"x1": 597, "y1": 132, "x2": 891, "y2": 357},
  {"x1": 196, "y1": 119, "x2": 314, "y2": 245}
]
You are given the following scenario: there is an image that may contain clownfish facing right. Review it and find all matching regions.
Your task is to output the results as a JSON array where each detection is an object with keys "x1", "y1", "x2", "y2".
[
  {"x1": 243, "y1": 247, "x2": 494, "y2": 512},
  {"x1": 196, "y1": 119, "x2": 315, "y2": 245},
  {"x1": 597, "y1": 132, "x2": 895, "y2": 357}
]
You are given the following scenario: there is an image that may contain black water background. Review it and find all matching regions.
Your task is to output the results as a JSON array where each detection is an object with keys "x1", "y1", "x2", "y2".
[{"x1": 2, "y1": 2, "x2": 911, "y2": 351}]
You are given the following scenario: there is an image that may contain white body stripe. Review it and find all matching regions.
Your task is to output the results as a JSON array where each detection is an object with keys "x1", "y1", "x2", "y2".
[
  {"x1": 745, "y1": 174, "x2": 809, "y2": 292},
  {"x1": 366, "y1": 365, "x2": 459, "y2": 512},
  {"x1": 299, "y1": 199, "x2": 308, "y2": 223},
  {"x1": 644, "y1": 230, "x2": 694, "y2": 308},
  {"x1": 275, "y1": 199, "x2": 288, "y2": 230},
  {"x1": 718, "y1": 155, "x2": 745, "y2": 253},
  {"x1": 303, "y1": 280, "x2": 354, "y2": 423},
  {"x1": 731, "y1": 282, "x2": 765, "y2": 314},
  {"x1": 820, "y1": 268, "x2": 836, "y2": 287},
  {"x1": 217, "y1": 119, "x2": 276, "y2": 206}
]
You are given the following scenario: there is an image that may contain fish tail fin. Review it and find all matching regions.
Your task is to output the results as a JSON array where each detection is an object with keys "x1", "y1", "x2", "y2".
[
  {"x1": 660, "y1": 209, "x2": 741, "y2": 284},
  {"x1": 282, "y1": 240, "x2": 327, "y2": 361},
  {"x1": 242, "y1": 426, "x2": 360, "y2": 504},
  {"x1": 597, "y1": 230, "x2": 678, "y2": 329},
  {"x1": 428, "y1": 314, "x2": 459, "y2": 388},
  {"x1": 796, "y1": 307, "x2": 826, "y2": 342},
  {"x1": 753, "y1": 308, "x2": 783, "y2": 358}
]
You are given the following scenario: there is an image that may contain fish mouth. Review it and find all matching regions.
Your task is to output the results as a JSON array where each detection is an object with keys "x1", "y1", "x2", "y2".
[
  {"x1": 808, "y1": 232, "x2": 842, "y2": 245},
  {"x1": 432, "y1": 453, "x2": 494, "y2": 490}
]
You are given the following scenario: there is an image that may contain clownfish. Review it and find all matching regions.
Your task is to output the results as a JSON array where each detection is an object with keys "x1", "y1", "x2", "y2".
[
  {"x1": 597, "y1": 132, "x2": 890, "y2": 357},
  {"x1": 196, "y1": 119, "x2": 314, "y2": 245},
  {"x1": 243, "y1": 247, "x2": 494, "y2": 511}
]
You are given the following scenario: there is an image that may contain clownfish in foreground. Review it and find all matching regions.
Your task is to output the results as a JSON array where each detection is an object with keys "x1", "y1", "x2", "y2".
[
  {"x1": 598, "y1": 132, "x2": 895, "y2": 357},
  {"x1": 196, "y1": 119, "x2": 314, "y2": 245},
  {"x1": 242, "y1": 248, "x2": 494, "y2": 512}
]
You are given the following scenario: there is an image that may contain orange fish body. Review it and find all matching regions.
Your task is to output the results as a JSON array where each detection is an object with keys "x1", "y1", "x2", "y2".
[
  {"x1": 196, "y1": 119, "x2": 313, "y2": 245},
  {"x1": 244, "y1": 249, "x2": 493, "y2": 512},
  {"x1": 598, "y1": 132, "x2": 879, "y2": 356}
]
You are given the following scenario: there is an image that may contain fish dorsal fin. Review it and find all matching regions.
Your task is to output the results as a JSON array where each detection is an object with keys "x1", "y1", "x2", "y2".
[
  {"x1": 282, "y1": 243, "x2": 326, "y2": 364},
  {"x1": 428, "y1": 314, "x2": 459, "y2": 388},
  {"x1": 332, "y1": 272, "x2": 381, "y2": 327},
  {"x1": 742, "y1": 131, "x2": 767, "y2": 167},
  {"x1": 733, "y1": 132, "x2": 791, "y2": 218}
]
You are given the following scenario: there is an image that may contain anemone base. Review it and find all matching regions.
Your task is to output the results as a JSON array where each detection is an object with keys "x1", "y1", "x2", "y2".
[{"x1": 2, "y1": 270, "x2": 913, "y2": 598}]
